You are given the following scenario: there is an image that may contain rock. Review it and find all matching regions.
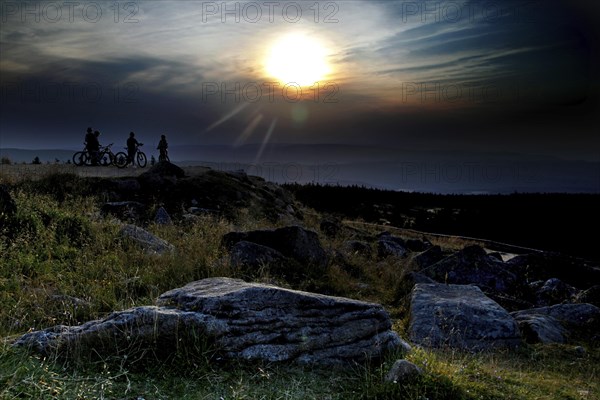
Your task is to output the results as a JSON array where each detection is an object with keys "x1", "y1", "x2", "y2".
[
  {"x1": 154, "y1": 206, "x2": 172, "y2": 225},
  {"x1": 120, "y1": 224, "x2": 174, "y2": 255},
  {"x1": 511, "y1": 303, "x2": 600, "y2": 342},
  {"x1": 422, "y1": 245, "x2": 518, "y2": 293},
  {"x1": 101, "y1": 201, "x2": 146, "y2": 222},
  {"x1": 384, "y1": 360, "x2": 423, "y2": 384},
  {"x1": 0, "y1": 185, "x2": 16, "y2": 218},
  {"x1": 377, "y1": 239, "x2": 407, "y2": 259},
  {"x1": 141, "y1": 161, "x2": 185, "y2": 179},
  {"x1": 404, "y1": 239, "x2": 429, "y2": 252},
  {"x1": 404, "y1": 272, "x2": 436, "y2": 286},
  {"x1": 222, "y1": 226, "x2": 328, "y2": 267},
  {"x1": 49, "y1": 295, "x2": 91, "y2": 309},
  {"x1": 13, "y1": 306, "x2": 207, "y2": 358},
  {"x1": 343, "y1": 240, "x2": 372, "y2": 257},
  {"x1": 504, "y1": 252, "x2": 600, "y2": 290},
  {"x1": 230, "y1": 241, "x2": 288, "y2": 274},
  {"x1": 487, "y1": 252, "x2": 504, "y2": 261},
  {"x1": 512, "y1": 314, "x2": 566, "y2": 344},
  {"x1": 576, "y1": 285, "x2": 600, "y2": 307},
  {"x1": 409, "y1": 283, "x2": 521, "y2": 350},
  {"x1": 15, "y1": 278, "x2": 408, "y2": 366},
  {"x1": 410, "y1": 245, "x2": 443, "y2": 269},
  {"x1": 320, "y1": 219, "x2": 341, "y2": 238},
  {"x1": 535, "y1": 278, "x2": 578, "y2": 306},
  {"x1": 137, "y1": 162, "x2": 184, "y2": 193}
]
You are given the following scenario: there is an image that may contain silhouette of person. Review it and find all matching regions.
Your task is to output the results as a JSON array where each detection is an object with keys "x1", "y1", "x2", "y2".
[
  {"x1": 127, "y1": 131, "x2": 140, "y2": 166},
  {"x1": 86, "y1": 129, "x2": 100, "y2": 165},
  {"x1": 157, "y1": 134, "x2": 168, "y2": 162},
  {"x1": 84, "y1": 127, "x2": 94, "y2": 147}
]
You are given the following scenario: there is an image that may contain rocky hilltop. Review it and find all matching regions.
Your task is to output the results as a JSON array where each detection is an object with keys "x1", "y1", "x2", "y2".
[{"x1": 2, "y1": 163, "x2": 599, "y2": 397}]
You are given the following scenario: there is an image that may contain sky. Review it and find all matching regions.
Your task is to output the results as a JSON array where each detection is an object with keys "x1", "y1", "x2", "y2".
[{"x1": 1, "y1": 0, "x2": 599, "y2": 182}]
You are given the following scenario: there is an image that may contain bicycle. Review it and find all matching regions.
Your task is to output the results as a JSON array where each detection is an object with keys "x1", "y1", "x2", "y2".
[
  {"x1": 73, "y1": 143, "x2": 126, "y2": 167},
  {"x1": 72, "y1": 144, "x2": 90, "y2": 166},
  {"x1": 158, "y1": 149, "x2": 170, "y2": 163},
  {"x1": 99, "y1": 143, "x2": 127, "y2": 167},
  {"x1": 117, "y1": 143, "x2": 147, "y2": 168}
]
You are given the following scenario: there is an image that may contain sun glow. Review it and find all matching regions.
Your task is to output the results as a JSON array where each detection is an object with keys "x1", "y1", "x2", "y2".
[{"x1": 265, "y1": 33, "x2": 330, "y2": 87}]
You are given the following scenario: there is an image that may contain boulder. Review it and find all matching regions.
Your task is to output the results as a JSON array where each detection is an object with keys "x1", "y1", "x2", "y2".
[
  {"x1": 511, "y1": 303, "x2": 600, "y2": 342},
  {"x1": 384, "y1": 359, "x2": 423, "y2": 384},
  {"x1": 120, "y1": 224, "x2": 174, "y2": 255},
  {"x1": 535, "y1": 278, "x2": 578, "y2": 306},
  {"x1": 141, "y1": 161, "x2": 185, "y2": 179},
  {"x1": 576, "y1": 285, "x2": 600, "y2": 307},
  {"x1": 504, "y1": 252, "x2": 600, "y2": 290},
  {"x1": 409, "y1": 283, "x2": 521, "y2": 350},
  {"x1": 229, "y1": 241, "x2": 288, "y2": 273},
  {"x1": 222, "y1": 226, "x2": 328, "y2": 267},
  {"x1": 404, "y1": 239, "x2": 430, "y2": 252},
  {"x1": 15, "y1": 278, "x2": 408, "y2": 366},
  {"x1": 343, "y1": 240, "x2": 372, "y2": 258},
  {"x1": 320, "y1": 218, "x2": 342, "y2": 238},
  {"x1": 511, "y1": 314, "x2": 566, "y2": 344},
  {"x1": 422, "y1": 245, "x2": 518, "y2": 293},
  {"x1": 377, "y1": 239, "x2": 407, "y2": 259},
  {"x1": 154, "y1": 206, "x2": 172, "y2": 225},
  {"x1": 410, "y1": 245, "x2": 443, "y2": 269}
]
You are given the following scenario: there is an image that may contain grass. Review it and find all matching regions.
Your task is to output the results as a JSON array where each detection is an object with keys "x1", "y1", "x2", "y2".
[{"x1": 1, "y1": 172, "x2": 599, "y2": 399}]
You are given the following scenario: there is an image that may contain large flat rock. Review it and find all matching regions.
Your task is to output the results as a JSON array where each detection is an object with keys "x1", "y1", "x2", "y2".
[
  {"x1": 409, "y1": 283, "x2": 521, "y2": 350},
  {"x1": 15, "y1": 278, "x2": 407, "y2": 366}
]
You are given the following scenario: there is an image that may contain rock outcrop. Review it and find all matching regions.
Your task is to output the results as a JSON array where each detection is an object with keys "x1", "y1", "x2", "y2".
[
  {"x1": 120, "y1": 224, "x2": 174, "y2": 255},
  {"x1": 384, "y1": 360, "x2": 423, "y2": 384},
  {"x1": 376, "y1": 233, "x2": 408, "y2": 259},
  {"x1": 534, "y1": 278, "x2": 578, "y2": 306},
  {"x1": 421, "y1": 245, "x2": 518, "y2": 293},
  {"x1": 15, "y1": 278, "x2": 407, "y2": 366},
  {"x1": 511, "y1": 303, "x2": 600, "y2": 343},
  {"x1": 409, "y1": 283, "x2": 521, "y2": 350},
  {"x1": 229, "y1": 241, "x2": 289, "y2": 274},
  {"x1": 222, "y1": 226, "x2": 328, "y2": 268}
]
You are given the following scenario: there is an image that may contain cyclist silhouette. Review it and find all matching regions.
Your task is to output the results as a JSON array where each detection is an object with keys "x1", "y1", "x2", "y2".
[
  {"x1": 157, "y1": 134, "x2": 169, "y2": 162},
  {"x1": 126, "y1": 132, "x2": 139, "y2": 166}
]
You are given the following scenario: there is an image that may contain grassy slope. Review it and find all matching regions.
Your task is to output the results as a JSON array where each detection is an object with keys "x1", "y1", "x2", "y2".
[{"x1": 0, "y1": 173, "x2": 598, "y2": 399}]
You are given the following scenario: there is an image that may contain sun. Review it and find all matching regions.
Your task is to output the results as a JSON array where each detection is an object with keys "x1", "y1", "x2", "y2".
[{"x1": 265, "y1": 33, "x2": 330, "y2": 87}]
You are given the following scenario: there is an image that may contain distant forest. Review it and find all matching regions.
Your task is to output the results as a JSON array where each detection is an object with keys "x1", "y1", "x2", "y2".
[{"x1": 284, "y1": 183, "x2": 600, "y2": 263}]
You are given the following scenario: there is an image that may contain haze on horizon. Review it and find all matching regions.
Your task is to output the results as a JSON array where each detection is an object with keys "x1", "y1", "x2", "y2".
[{"x1": 1, "y1": 0, "x2": 599, "y2": 191}]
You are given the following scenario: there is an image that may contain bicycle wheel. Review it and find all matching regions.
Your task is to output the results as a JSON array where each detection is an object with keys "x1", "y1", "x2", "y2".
[
  {"x1": 137, "y1": 152, "x2": 147, "y2": 168},
  {"x1": 99, "y1": 153, "x2": 111, "y2": 166},
  {"x1": 72, "y1": 151, "x2": 87, "y2": 166},
  {"x1": 114, "y1": 152, "x2": 128, "y2": 168}
]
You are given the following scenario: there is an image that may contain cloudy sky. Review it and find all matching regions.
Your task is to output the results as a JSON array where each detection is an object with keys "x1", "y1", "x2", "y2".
[{"x1": 1, "y1": 0, "x2": 599, "y2": 165}]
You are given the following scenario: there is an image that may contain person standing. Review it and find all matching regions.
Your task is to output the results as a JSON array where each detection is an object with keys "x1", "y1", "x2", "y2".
[
  {"x1": 157, "y1": 134, "x2": 169, "y2": 162},
  {"x1": 86, "y1": 129, "x2": 100, "y2": 166},
  {"x1": 127, "y1": 131, "x2": 139, "y2": 166}
]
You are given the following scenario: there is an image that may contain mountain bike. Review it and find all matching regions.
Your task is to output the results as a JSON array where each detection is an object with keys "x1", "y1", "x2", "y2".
[
  {"x1": 158, "y1": 149, "x2": 170, "y2": 163},
  {"x1": 72, "y1": 144, "x2": 90, "y2": 166},
  {"x1": 73, "y1": 143, "x2": 126, "y2": 167},
  {"x1": 117, "y1": 143, "x2": 147, "y2": 168}
]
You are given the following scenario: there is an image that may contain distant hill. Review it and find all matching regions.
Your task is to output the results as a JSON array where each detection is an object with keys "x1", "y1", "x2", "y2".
[
  {"x1": 1, "y1": 148, "x2": 78, "y2": 164},
  {"x1": 2, "y1": 144, "x2": 598, "y2": 194}
]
